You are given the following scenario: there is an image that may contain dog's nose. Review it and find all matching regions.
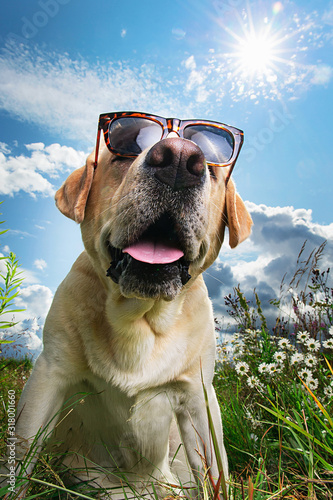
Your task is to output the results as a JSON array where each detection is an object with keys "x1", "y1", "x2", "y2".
[{"x1": 145, "y1": 138, "x2": 206, "y2": 190}]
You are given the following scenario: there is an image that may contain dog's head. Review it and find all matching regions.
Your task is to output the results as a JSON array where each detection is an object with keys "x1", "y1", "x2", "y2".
[{"x1": 55, "y1": 113, "x2": 252, "y2": 301}]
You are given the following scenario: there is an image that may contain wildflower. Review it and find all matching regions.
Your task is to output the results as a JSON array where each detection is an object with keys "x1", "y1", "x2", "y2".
[
  {"x1": 247, "y1": 376, "x2": 262, "y2": 389},
  {"x1": 307, "y1": 378, "x2": 319, "y2": 391},
  {"x1": 267, "y1": 363, "x2": 279, "y2": 375},
  {"x1": 278, "y1": 338, "x2": 291, "y2": 350},
  {"x1": 323, "y1": 339, "x2": 333, "y2": 349},
  {"x1": 291, "y1": 353, "x2": 304, "y2": 365},
  {"x1": 299, "y1": 368, "x2": 312, "y2": 380},
  {"x1": 273, "y1": 351, "x2": 286, "y2": 363},
  {"x1": 250, "y1": 433, "x2": 259, "y2": 442},
  {"x1": 324, "y1": 385, "x2": 333, "y2": 398},
  {"x1": 304, "y1": 354, "x2": 318, "y2": 368},
  {"x1": 296, "y1": 331, "x2": 310, "y2": 343},
  {"x1": 235, "y1": 361, "x2": 250, "y2": 375},
  {"x1": 258, "y1": 362, "x2": 268, "y2": 373},
  {"x1": 329, "y1": 326, "x2": 333, "y2": 336},
  {"x1": 232, "y1": 333, "x2": 240, "y2": 340},
  {"x1": 306, "y1": 338, "x2": 321, "y2": 352}
]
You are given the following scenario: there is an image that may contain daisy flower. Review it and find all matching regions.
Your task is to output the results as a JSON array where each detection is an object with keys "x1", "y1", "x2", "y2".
[
  {"x1": 278, "y1": 338, "x2": 291, "y2": 350},
  {"x1": 306, "y1": 338, "x2": 321, "y2": 352},
  {"x1": 304, "y1": 354, "x2": 318, "y2": 368},
  {"x1": 323, "y1": 338, "x2": 333, "y2": 349},
  {"x1": 297, "y1": 331, "x2": 310, "y2": 343},
  {"x1": 307, "y1": 378, "x2": 319, "y2": 391},
  {"x1": 247, "y1": 376, "x2": 261, "y2": 388},
  {"x1": 299, "y1": 368, "x2": 312, "y2": 380},
  {"x1": 235, "y1": 361, "x2": 250, "y2": 375},
  {"x1": 258, "y1": 362, "x2": 268, "y2": 373},
  {"x1": 267, "y1": 363, "x2": 280, "y2": 375},
  {"x1": 324, "y1": 385, "x2": 333, "y2": 398},
  {"x1": 291, "y1": 353, "x2": 304, "y2": 365},
  {"x1": 273, "y1": 351, "x2": 286, "y2": 363}
]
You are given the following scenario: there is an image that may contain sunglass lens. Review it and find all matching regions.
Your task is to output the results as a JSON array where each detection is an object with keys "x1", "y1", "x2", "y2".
[
  {"x1": 108, "y1": 117, "x2": 163, "y2": 156},
  {"x1": 183, "y1": 125, "x2": 234, "y2": 164}
]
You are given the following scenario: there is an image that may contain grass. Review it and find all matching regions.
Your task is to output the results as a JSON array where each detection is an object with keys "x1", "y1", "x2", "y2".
[{"x1": 1, "y1": 242, "x2": 333, "y2": 499}]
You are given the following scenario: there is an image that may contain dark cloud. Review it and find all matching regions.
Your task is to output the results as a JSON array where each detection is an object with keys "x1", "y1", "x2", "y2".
[
  {"x1": 205, "y1": 202, "x2": 333, "y2": 333},
  {"x1": 204, "y1": 262, "x2": 234, "y2": 299}
]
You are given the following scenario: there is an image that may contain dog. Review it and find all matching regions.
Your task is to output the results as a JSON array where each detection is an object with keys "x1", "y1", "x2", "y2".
[{"x1": 5, "y1": 112, "x2": 252, "y2": 498}]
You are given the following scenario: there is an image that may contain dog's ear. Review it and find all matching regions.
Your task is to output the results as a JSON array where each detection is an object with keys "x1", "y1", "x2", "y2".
[
  {"x1": 225, "y1": 178, "x2": 253, "y2": 248},
  {"x1": 55, "y1": 153, "x2": 94, "y2": 224}
]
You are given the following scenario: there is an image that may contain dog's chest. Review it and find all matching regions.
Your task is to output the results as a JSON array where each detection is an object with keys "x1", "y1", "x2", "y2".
[
  {"x1": 52, "y1": 374, "x2": 179, "y2": 468},
  {"x1": 78, "y1": 298, "x2": 191, "y2": 395}
]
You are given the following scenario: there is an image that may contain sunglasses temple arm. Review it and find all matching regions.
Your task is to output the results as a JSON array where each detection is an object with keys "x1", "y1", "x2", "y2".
[
  {"x1": 225, "y1": 162, "x2": 235, "y2": 186},
  {"x1": 94, "y1": 127, "x2": 101, "y2": 170}
]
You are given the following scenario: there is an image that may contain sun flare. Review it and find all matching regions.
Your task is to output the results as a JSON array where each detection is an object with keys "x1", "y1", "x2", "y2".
[
  {"x1": 216, "y1": 1, "x2": 308, "y2": 100},
  {"x1": 236, "y1": 33, "x2": 276, "y2": 75}
]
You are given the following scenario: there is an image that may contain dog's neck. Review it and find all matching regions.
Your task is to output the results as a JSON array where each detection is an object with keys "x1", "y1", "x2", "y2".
[{"x1": 106, "y1": 288, "x2": 186, "y2": 336}]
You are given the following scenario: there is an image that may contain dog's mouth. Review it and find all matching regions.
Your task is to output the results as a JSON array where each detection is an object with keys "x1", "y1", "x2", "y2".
[{"x1": 106, "y1": 214, "x2": 192, "y2": 300}]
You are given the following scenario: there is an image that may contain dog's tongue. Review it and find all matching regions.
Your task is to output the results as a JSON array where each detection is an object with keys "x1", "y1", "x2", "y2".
[{"x1": 123, "y1": 239, "x2": 184, "y2": 264}]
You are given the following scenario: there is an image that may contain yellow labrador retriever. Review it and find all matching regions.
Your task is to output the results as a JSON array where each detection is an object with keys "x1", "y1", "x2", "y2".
[{"x1": 10, "y1": 112, "x2": 252, "y2": 497}]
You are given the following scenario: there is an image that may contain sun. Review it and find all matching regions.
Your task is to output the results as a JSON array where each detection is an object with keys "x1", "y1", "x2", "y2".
[
  {"x1": 226, "y1": 23, "x2": 286, "y2": 84},
  {"x1": 236, "y1": 32, "x2": 276, "y2": 76},
  {"x1": 217, "y1": 2, "x2": 298, "y2": 96}
]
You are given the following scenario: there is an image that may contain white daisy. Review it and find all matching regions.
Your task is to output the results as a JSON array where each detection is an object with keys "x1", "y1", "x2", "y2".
[
  {"x1": 246, "y1": 375, "x2": 261, "y2": 388},
  {"x1": 291, "y1": 353, "x2": 304, "y2": 365},
  {"x1": 278, "y1": 338, "x2": 291, "y2": 350},
  {"x1": 324, "y1": 385, "x2": 333, "y2": 398},
  {"x1": 267, "y1": 363, "x2": 280, "y2": 375},
  {"x1": 323, "y1": 339, "x2": 333, "y2": 349},
  {"x1": 258, "y1": 362, "x2": 268, "y2": 373},
  {"x1": 235, "y1": 361, "x2": 250, "y2": 375},
  {"x1": 244, "y1": 329, "x2": 258, "y2": 338},
  {"x1": 304, "y1": 354, "x2": 318, "y2": 368},
  {"x1": 299, "y1": 368, "x2": 312, "y2": 380},
  {"x1": 306, "y1": 339, "x2": 321, "y2": 352},
  {"x1": 273, "y1": 351, "x2": 286, "y2": 363},
  {"x1": 297, "y1": 331, "x2": 310, "y2": 343},
  {"x1": 307, "y1": 378, "x2": 319, "y2": 391}
]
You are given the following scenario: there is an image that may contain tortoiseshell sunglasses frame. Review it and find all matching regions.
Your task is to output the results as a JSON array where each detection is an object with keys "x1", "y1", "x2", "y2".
[{"x1": 94, "y1": 111, "x2": 244, "y2": 183}]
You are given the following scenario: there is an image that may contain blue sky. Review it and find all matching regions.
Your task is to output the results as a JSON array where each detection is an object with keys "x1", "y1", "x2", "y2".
[{"x1": 0, "y1": 0, "x2": 332, "y2": 358}]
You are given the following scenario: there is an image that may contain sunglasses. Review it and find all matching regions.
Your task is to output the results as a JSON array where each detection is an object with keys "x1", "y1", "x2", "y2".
[{"x1": 94, "y1": 111, "x2": 244, "y2": 181}]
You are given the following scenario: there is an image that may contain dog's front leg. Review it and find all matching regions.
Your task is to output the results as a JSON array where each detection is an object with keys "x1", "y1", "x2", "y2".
[
  {"x1": 11, "y1": 353, "x2": 67, "y2": 479},
  {"x1": 176, "y1": 383, "x2": 228, "y2": 497}
]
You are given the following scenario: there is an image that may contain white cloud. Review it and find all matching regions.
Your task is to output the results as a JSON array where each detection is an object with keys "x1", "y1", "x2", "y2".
[
  {"x1": 310, "y1": 64, "x2": 333, "y2": 85},
  {"x1": 0, "y1": 142, "x2": 86, "y2": 197},
  {"x1": 183, "y1": 55, "x2": 210, "y2": 103},
  {"x1": 14, "y1": 284, "x2": 53, "y2": 319},
  {"x1": 0, "y1": 142, "x2": 11, "y2": 154},
  {"x1": 323, "y1": 3, "x2": 333, "y2": 26},
  {"x1": 121, "y1": 29, "x2": 127, "y2": 38},
  {"x1": 0, "y1": 317, "x2": 43, "y2": 360},
  {"x1": 34, "y1": 258, "x2": 47, "y2": 271},
  {"x1": 0, "y1": 42, "x2": 186, "y2": 142},
  {"x1": 184, "y1": 55, "x2": 196, "y2": 71},
  {"x1": 0, "y1": 284, "x2": 53, "y2": 360}
]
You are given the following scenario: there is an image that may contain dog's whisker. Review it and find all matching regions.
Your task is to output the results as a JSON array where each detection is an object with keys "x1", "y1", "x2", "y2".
[{"x1": 203, "y1": 270, "x2": 226, "y2": 287}]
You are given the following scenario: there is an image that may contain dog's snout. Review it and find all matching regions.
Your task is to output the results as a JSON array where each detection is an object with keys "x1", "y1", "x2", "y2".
[{"x1": 145, "y1": 138, "x2": 206, "y2": 190}]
